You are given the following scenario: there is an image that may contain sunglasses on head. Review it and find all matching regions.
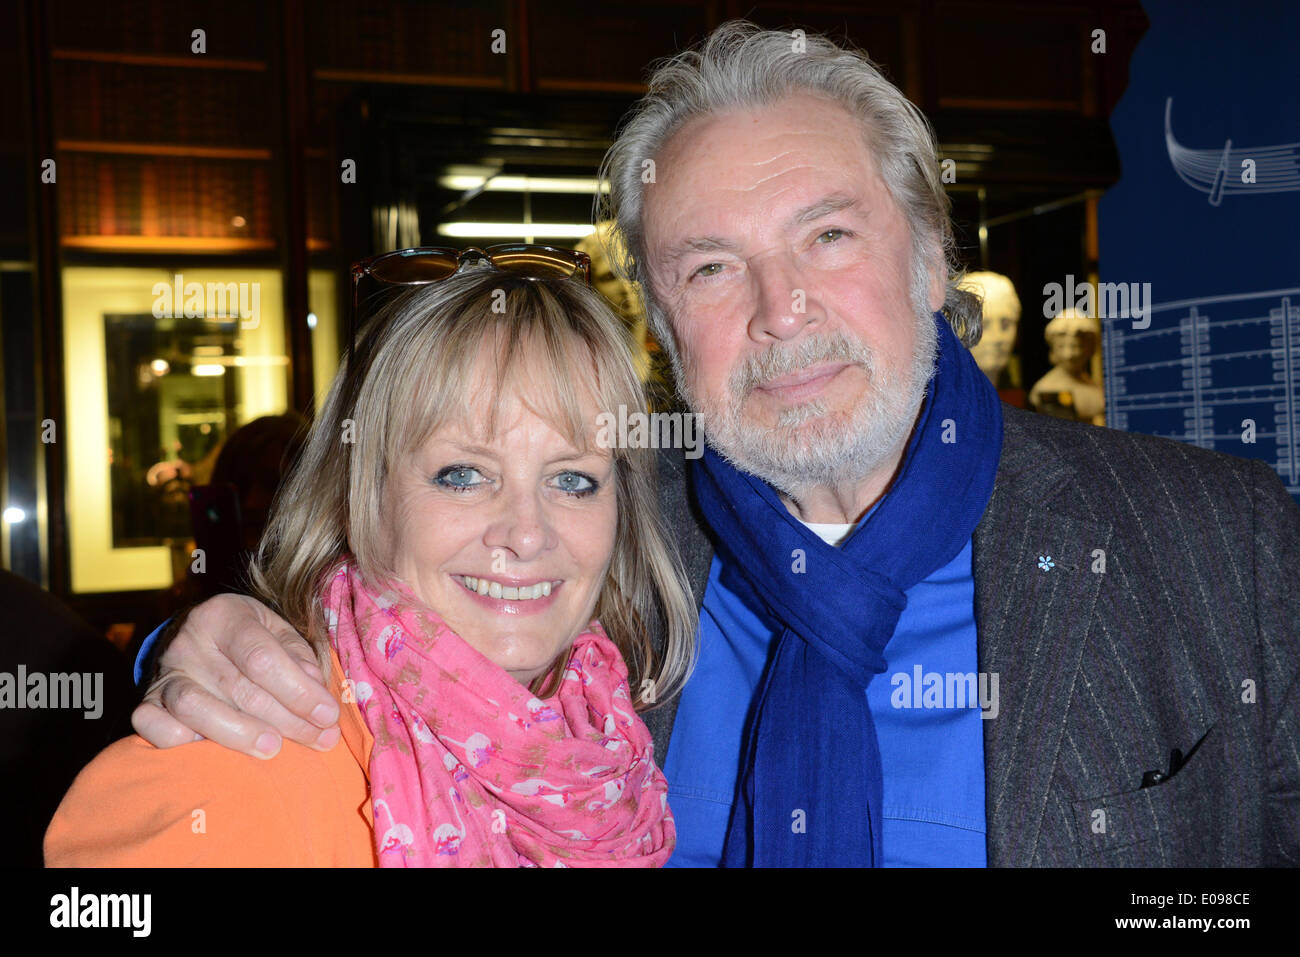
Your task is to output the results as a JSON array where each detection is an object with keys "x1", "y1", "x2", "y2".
[{"x1": 346, "y1": 244, "x2": 593, "y2": 372}]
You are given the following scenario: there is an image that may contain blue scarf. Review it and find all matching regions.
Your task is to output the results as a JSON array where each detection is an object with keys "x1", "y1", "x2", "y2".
[{"x1": 690, "y1": 312, "x2": 1003, "y2": 867}]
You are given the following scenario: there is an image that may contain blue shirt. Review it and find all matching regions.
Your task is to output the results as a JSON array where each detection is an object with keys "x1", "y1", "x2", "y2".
[
  {"x1": 134, "y1": 619, "x2": 170, "y2": 685},
  {"x1": 663, "y1": 528, "x2": 987, "y2": 867}
]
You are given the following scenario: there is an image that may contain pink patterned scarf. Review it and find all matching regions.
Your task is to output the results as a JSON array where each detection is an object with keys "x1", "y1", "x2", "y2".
[{"x1": 323, "y1": 562, "x2": 674, "y2": 867}]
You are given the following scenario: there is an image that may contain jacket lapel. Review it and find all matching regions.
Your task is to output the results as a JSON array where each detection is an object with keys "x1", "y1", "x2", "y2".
[
  {"x1": 974, "y1": 408, "x2": 1113, "y2": 866},
  {"x1": 649, "y1": 407, "x2": 1111, "y2": 868}
]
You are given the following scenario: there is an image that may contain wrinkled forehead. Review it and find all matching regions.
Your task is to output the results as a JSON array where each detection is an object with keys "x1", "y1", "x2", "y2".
[{"x1": 643, "y1": 95, "x2": 883, "y2": 258}]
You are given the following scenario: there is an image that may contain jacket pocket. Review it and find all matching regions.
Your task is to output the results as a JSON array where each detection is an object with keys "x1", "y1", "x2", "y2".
[{"x1": 1069, "y1": 722, "x2": 1221, "y2": 865}]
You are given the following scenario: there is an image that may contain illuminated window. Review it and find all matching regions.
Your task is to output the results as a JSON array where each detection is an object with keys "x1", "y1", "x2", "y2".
[{"x1": 63, "y1": 267, "x2": 288, "y2": 592}]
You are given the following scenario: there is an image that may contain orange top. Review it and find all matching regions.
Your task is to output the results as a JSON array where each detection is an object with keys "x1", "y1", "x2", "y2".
[{"x1": 45, "y1": 648, "x2": 378, "y2": 867}]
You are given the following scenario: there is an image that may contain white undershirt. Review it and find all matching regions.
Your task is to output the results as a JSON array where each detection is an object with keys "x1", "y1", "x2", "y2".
[{"x1": 801, "y1": 520, "x2": 857, "y2": 548}]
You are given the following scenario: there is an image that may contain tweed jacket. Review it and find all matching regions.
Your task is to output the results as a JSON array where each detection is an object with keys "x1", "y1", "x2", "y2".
[{"x1": 644, "y1": 402, "x2": 1300, "y2": 866}]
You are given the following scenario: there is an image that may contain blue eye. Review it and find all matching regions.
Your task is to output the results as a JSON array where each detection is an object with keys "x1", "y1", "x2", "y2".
[
  {"x1": 553, "y1": 471, "x2": 598, "y2": 497},
  {"x1": 435, "y1": 466, "x2": 486, "y2": 491}
]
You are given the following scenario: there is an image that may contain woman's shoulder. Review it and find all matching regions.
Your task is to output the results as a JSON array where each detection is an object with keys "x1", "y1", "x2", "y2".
[{"x1": 45, "y1": 728, "x2": 374, "y2": 867}]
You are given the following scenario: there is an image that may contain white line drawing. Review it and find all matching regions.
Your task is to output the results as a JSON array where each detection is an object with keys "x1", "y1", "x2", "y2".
[
  {"x1": 1103, "y1": 287, "x2": 1299, "y2": 494},
  {"x1": 1164, "y1": 97, "x2": 1300, "y2": 205}
]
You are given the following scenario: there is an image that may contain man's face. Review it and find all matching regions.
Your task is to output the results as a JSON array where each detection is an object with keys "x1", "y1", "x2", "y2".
[{"x1": 641, "y1": 93, "x2": 942, "y2": 492}]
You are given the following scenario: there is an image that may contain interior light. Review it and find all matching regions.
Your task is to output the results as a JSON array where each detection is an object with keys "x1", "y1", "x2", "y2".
[
  {"x1": 436, "y1": 223, "x2": 596, "y2": 239},
  {"x1": 437, "y1": 174, "x2": 608, "y2": 194}
]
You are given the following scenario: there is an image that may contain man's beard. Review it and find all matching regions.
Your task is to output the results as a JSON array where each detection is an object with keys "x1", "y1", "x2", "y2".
[{"x1": 674, "y1": 302, "x2": 939, "y2": 498}]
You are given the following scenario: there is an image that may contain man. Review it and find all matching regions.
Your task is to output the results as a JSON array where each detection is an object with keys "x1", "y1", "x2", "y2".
[{"x1": 129, "y1": 22, "x2": 1300, "y2": 866}]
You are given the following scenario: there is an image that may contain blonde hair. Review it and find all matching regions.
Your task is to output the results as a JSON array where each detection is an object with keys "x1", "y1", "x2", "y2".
[{"x1": 249, "y1": 267, "x2": 698, "y2": 709}]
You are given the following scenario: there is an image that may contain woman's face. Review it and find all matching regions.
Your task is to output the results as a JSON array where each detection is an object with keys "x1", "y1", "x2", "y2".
[{"x1": 379, "y1": 362, "x2": 618, "y2": 687}]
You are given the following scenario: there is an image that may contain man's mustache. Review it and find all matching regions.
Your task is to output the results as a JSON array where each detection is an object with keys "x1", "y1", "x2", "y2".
[{"x1": 730, "y1": 334, "x2": 877, "y2": 397}]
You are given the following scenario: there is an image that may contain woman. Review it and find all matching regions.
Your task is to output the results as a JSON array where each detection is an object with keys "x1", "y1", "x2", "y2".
[{"x1": 45, "y1": 256, "x2": 698, "y2": 867}]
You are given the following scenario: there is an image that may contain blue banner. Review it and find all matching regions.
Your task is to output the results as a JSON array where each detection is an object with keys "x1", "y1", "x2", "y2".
[{"x1": 1099, "y1": 0, "x2": 1300, "y2": 503}]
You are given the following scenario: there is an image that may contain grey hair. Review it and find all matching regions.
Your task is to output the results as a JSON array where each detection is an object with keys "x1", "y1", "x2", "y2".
[{"x1": 596, "y1": 19, "x2": 981, "y2": 359}]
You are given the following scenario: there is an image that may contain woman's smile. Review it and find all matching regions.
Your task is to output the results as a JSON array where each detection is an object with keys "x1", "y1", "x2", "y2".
[{"x1": 450, "y1": 574, "x2": 564, "y2": 614}]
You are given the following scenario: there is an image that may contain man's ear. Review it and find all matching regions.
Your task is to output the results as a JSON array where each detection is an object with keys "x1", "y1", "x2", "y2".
[{"x1": 926, "y1": 255, "x2": 946, "y2": 314}]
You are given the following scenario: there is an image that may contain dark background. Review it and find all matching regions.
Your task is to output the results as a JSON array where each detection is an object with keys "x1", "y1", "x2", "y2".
[{"x1": 0, "y1": 0, "x2": 1147, "y2": 621}]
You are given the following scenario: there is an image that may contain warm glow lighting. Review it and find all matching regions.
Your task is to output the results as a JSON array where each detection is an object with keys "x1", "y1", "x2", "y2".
[
  {"x1": 150, "y1": 358, "x2": 170, "y2": 375},
  {"x1": 192, "y1": 364, "x2": 225, "y2": 377},
  {"x1": 3, "y1": 507, "x2": 25, "y2": 524},
  {"x1": 437, "y1": 174, "x2": 608, "y2": 194},
  {"x1": 191, "y1": 355, "x2": 290, "y2": 367},
  {"x1": 62, "y1": 264, "x2": 288, "y2": 593},
  {"x1": 436, "y1": 222, "x2": 596, "y2": 239}
]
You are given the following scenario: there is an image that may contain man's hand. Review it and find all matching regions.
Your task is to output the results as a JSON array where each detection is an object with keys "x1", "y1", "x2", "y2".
[{"x1": 131, "y1": 594, "x2": 341, "y2": 759}]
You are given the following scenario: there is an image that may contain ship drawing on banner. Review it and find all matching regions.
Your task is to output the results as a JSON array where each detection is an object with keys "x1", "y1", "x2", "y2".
[
  {"x1": 1164, "y1": 97, "x2": 1300, "y2": 205},
  {"x1": 1103, "y1": 287, "x2": 1300, "y2": 501}
]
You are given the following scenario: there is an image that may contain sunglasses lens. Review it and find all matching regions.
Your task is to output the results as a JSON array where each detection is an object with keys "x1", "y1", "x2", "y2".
[
  {"x1": 488, "y1": 246, "x2": 586, "y2": 279},
  {"x1": 366, "y1": 251, "x2": 461, "y2": 285}
]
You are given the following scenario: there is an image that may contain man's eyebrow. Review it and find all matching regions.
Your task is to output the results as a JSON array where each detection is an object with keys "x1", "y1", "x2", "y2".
[
  {"x1": 788, "y1": 194, "x2": 859, "y2": 226},
  {"x1": 659, "y1": 235, "x2": 741, "y2": 268},
  {"x1": 660, "y1": 196, "x2": 860, "y2": 268}
]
